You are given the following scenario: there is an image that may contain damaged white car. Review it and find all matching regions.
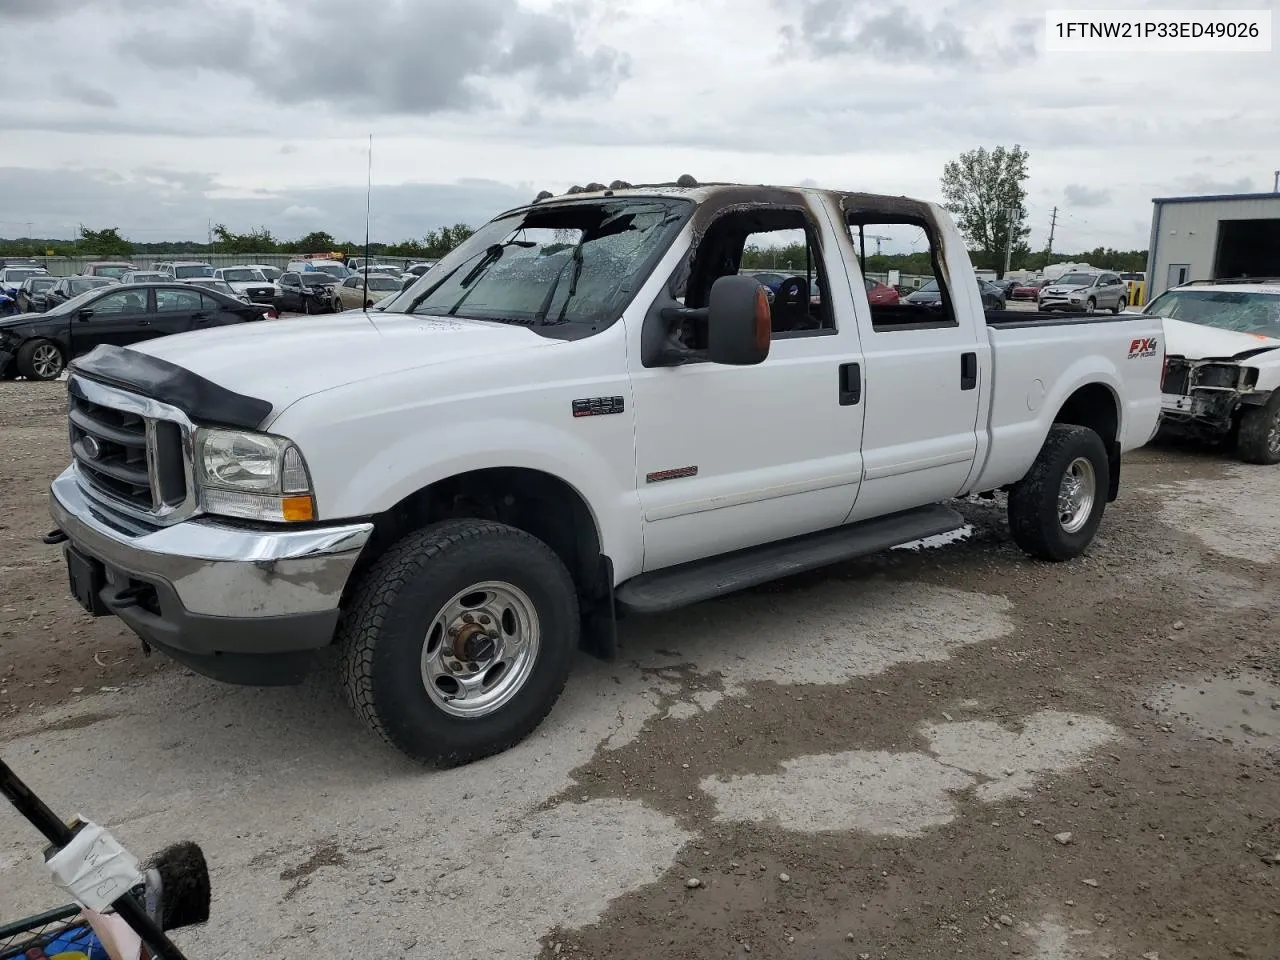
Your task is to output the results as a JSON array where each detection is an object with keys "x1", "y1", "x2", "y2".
[{"x1": 1148, "y1": 281, "x2": 1280, "y2": 463}]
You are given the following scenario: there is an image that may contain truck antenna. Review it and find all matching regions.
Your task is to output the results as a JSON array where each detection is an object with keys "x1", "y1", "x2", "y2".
[{"x1": 363, "y1": 133, "x2": 372, "y2": 311}]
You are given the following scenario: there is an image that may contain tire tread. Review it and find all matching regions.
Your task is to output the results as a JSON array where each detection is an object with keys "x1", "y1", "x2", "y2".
[{"x1": 337, "y1": 519, "x2": 578, "y2": 764}]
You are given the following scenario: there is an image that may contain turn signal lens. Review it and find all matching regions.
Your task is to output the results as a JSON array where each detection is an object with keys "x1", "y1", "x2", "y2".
[{"x1": 281, "y1": 495, "x2": 315, "y2": 522}]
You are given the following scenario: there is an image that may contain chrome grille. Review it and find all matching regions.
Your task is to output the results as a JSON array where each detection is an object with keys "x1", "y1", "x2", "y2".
[{"x1": 66, "y1": 375, "x2": 198, "y2": 525}]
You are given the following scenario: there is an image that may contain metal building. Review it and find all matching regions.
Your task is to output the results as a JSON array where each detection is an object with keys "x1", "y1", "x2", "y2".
[{"x1": 1145, "y1": 191, "x2": 1280, "y2": 299}]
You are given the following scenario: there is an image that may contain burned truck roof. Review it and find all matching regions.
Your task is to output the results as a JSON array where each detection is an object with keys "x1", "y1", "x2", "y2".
[{"x1": 502, "y1": 175, "x2": 942, "y2": 227}]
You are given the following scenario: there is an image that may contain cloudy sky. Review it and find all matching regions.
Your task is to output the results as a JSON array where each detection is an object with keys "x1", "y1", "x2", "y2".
[{"x1": 0, "y1": 0, "x2": 1274, "y2": 252}]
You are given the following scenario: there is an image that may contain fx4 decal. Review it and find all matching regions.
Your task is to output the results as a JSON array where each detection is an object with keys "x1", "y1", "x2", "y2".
[{"x1": 1128, "y1": 337, "x2": 1159, "y2": 359}]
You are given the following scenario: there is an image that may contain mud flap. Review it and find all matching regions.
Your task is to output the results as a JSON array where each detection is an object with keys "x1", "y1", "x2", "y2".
[
  {"x1": 579, "y1": 554, "x2": 618, "y2": 661},
  {"x1": 1107, "y1": 440, "x2": 1121, "y2": 502}
]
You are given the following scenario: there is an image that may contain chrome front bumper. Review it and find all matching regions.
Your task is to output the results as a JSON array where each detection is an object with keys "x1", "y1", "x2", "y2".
[{"x1": 49, "y1": 467, "x2": 374, "y2": 683}]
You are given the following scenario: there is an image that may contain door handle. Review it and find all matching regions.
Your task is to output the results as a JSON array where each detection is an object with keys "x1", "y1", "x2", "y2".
[
  {"x1": 960, "y1": 352, "x2": 977, "y2": 390},
  {"x1": 138, "y1": 319, "x2": 151, "y2": 326},
  {"x1": 838, "y1": 361, "x2": 861, "y2": 405}
]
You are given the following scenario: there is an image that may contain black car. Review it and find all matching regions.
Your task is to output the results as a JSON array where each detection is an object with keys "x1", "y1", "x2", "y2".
[
  {"x1": 0, "y1": 283, "x2": 270, "y2": 381},
  {"x1": 44, "y1": 276, "x2": 117, "y2": 309},
  {"x1": 278, "y1": 271, "x2": 339, "y2": 313},
  {"x1": 978, "y1": 278, "x2": 1007, "y2": 310},
  {"x1": 16, "y1": 276, "x2": 59, "y2": 313}
]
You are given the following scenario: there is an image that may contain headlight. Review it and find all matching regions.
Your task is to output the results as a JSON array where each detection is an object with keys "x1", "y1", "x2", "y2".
[{"x1": 195, "y1": 428, "x2": 315, "y2": 522}]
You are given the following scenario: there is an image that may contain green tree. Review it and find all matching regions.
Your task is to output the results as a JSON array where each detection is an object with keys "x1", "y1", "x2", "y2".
[
  {"x1": 940, "y1": 145, "x2": 1031, "y2": 278},
  {"x1": 213, "y1": 223, "x2": 279, "y2": 254},
  {"x1": 293, "y1": 230, "x2": 338, "y2": 253},
  {"x1": 75, "y1": 225, "x2": 132, "y2": 258}
]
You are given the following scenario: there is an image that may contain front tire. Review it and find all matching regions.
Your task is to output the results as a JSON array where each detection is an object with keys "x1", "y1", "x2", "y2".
[
  {"x1": 1084, "y1": 297, "x2": 1096, "y2": 314},
  {"x1": 338, "y1": 519, "x2": 580, "y2": 765},
  {"x1": 16, "y1": 339, "x2": 65, "y2": 380},
  {"x1": 1237, "y1": 391, "x2": 1280, "y2": 465},
  {"x1": 1007, "y1": 424, "x2": 1110, "y2": 561}
]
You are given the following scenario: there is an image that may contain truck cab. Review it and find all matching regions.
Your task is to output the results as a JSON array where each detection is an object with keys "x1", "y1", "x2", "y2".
[{"x1": 45, "y1": 179, "x2": 1164, "y2": 765}]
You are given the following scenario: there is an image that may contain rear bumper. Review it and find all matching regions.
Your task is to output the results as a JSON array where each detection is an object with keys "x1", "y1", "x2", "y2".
[{"x1": 49, "y1": 467, "x2": 373, "y2": 684}]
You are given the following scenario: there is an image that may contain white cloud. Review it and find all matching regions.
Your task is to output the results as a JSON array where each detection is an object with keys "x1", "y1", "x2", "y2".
[{"x1": 0, "y1": 0, "x2": 1273, "y2": 249}]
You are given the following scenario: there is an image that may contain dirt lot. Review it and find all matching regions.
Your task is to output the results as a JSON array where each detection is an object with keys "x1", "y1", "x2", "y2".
[{"x1": 1, "y1": 378, "x2": 1278, "y2": 960}]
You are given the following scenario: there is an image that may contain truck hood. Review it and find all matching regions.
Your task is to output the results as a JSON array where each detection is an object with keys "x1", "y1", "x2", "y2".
[
  {"x1": 128, "y1": 311, "x2": 560, "y2": 413},
  {"x1": 1160, "y1": 317, "x2": 1280, "y2": 361}
]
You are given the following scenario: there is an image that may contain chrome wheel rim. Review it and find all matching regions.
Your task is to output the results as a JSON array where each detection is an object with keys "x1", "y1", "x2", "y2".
[
  {"x1": 421, "y1": 581, "x2": 540, "y2": 718},
  {"x1": 32, "y1": 344, "x2": 61, "y2": 378},
  {"x1": 1058, "y1": 457, "x2": 1096, "y2": 533},
  {"x1": 1085, "y1": 299, "x2": 1095, "y2": 314}
]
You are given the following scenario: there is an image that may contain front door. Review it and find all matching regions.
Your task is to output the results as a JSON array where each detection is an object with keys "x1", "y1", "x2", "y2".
[
  {"x1": 68, "y1": 288, "x2": 153, "y2": 356},
  {"x1": 628, "y1": 204, "x2": 866, "y2": 572}
]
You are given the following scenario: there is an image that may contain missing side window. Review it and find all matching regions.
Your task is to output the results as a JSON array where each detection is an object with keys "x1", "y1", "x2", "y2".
[{"x1": 847, "y1": 216, "x2": 959, "y2": 331}]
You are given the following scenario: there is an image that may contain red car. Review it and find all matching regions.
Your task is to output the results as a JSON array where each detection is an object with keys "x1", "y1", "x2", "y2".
[
  {"x1": 1011, "y1": 279, "x2": 1046, "y2": 300},
  {"x1": 809, "y1": 277, "x2": 900, "y2": 306},
  {"x1": 864, "y1": 277, "x2": 900, "y2": 305}
]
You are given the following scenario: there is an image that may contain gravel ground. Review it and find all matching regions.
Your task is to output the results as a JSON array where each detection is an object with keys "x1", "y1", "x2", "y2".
[{"x1": 1, "y1": 379, "x2": 1277, "y2": 960}]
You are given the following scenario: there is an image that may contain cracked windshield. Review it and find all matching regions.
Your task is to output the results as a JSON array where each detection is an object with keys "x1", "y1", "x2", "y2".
[{"x1": 399, "y1": 199, "x2": 687, "y2": 325}]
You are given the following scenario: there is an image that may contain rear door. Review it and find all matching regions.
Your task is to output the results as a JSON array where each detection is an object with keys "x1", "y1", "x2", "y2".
[
  {"x1": 67, "y1": 288, "x2": 155, "y2": 355},
  {"x1": 840, "y1": 204, "x2": 988, "y2": 522},
  {"x1": 152, "y1": 286, "x2": 205, "y2": 336}
]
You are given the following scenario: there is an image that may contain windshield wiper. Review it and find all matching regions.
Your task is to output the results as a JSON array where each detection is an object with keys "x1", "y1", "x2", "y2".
[
  {"x1": 445, "y1": 239, "x2": 537, "y2": 317},
  {"x1": 532, "y1": 238, "x2": 588, "y2": 326}
]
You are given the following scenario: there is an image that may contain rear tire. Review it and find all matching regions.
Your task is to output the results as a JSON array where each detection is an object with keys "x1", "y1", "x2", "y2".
[
  {"x1": 1113, "y1": 296, "x2": 1127, "y2": 314},
  {"x1": 1007, "y1": 424, "x2": 1109, "y2": 561},
  {"x1": 1237, "y1": 391, "x2": 1280, "y2": 465},
  {"x1": 338, "y1": 519, "x2": 579, "y2": 765},
  {"x1": 16, "y1": 339, "x2": 65, "y2": 380}
]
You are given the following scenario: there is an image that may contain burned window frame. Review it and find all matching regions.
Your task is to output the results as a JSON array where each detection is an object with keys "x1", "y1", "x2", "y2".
[{"x1": 839, "y1": 194, "x2": 961, "y2": 333}]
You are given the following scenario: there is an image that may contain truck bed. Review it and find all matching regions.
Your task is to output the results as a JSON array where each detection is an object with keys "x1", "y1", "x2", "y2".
[{"x1": 983, "y1": 308, "x2": 1148, "y2": 328}]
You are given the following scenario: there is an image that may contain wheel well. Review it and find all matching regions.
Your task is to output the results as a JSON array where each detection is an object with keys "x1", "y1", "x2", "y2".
[
  {"x1": 345, "y1": 468, "x2": 616, "y2": 657},
  {"x1": 1053, "y1": 383, "x2": 1121, "y2": 500}
]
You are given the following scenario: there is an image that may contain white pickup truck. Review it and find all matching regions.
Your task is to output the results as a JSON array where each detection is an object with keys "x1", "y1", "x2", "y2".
[{"x1": 46, "y1": 180, "x2": 1164, "y2": 764}]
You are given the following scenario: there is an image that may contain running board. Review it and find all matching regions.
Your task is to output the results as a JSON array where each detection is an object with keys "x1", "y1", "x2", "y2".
[{"x1": 615, "y1": 504, "x2": 966, "y2": 615}]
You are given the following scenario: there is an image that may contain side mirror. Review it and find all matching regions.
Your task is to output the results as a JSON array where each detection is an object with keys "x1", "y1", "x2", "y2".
[
  {"x1": 77, "y1": 309, "x2": 94, "y2": 321},
  {"x1": 706, "y1": 275, "x2": 771, "y2": 366}
]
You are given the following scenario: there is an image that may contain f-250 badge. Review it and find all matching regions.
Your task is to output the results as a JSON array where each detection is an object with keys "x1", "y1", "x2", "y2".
[{"x1": 1128, "y1": 337, "x2": 1159, "y2": 359}]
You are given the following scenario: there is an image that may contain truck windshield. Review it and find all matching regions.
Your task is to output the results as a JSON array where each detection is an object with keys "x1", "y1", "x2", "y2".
[
  {"x1": 1146, "y1": 289, "x2": 1280, "y2": 338},
  {"x1": 391, "y1": 197, "x2": 691, "y2": 328}
]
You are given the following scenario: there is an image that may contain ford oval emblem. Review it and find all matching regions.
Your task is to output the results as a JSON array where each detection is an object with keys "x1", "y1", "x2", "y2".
[{"x1": 81, "y1": 436, "x2": 102, "y2": 460}]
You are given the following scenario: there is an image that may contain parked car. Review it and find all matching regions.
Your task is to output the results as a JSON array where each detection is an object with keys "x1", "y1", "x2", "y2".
[
  {"x1": 864, "y1": 277, "x2": 900, "y2": 306},
  {"x1": 44, "y1": 276, "x2": 117, "y2": 309},
  {"x1": 42, "y1": 181, "x2": 1164, "y2": 764},
  {"x1": 243, "y1": 263, "x2": 284, "y2": 282},
  {"x1": 181, "y1": 277, "x2": 253, "y2": 302},
  {"x1": 121, "y1": 270, "x2": 169, "y2": 284},
  {"x1": 904, "y1": 278, "x2": 944, "y2": 307},
  {"x1": 212, "y1": 267, "x2": 280, "y2": 305},
  {"x1": 15, "y1": 275, "x2": 59, "y2": 312},
  {"x1": 1011, "y1": 278, "x2": 1046, "y2": 300},
  {"x1": 154, "y1": 261, "x2": 214, "y2": 280},
  {"x1": 1146, "y1": 281, "x2": 1280, "y2": 463},
  {"x1": 0, "y1": 283, "x2": 269, "y2": 381},
  {"x1": 83, "y1": 261, "x2": 137, "y2": 280},
  {"x1": 1038, "y1": 272, "x2": 1129, "y2": 314},
  {"x1": 335, "y1": 273, "x2": 403, "y2": 309},
  {"x1": 286, "y1": 259, "x2": 351, "y2": 280},
  {"x1": 978, "y1": 278, "x2": 1007, "y2": 310},
  {"x1": 0, "y1": 257, "x2": 42, "y2": 270},
  {"x1": 0, "y1": 266, "x2": 49, "y2": 299},
  {"x1": 403, "y1": 260, "x2": 438, "y2": 279},
  {"x1": 278, "y1": 271, "x2": 339, "y2": 313}
]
